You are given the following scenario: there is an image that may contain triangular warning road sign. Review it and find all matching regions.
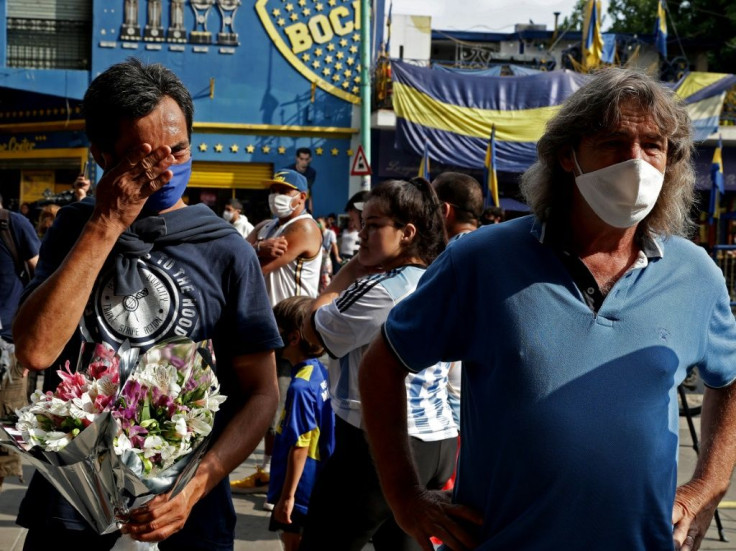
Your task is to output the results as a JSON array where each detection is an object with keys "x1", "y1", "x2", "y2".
[{"x1": 350, "y1": 145, "x2": 372, "y2": 176}]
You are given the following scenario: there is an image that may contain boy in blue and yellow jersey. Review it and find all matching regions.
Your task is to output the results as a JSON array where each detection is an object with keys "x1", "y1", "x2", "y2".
[{"x1": 267, "y1": 296, "x2": 334, "y2": 551}]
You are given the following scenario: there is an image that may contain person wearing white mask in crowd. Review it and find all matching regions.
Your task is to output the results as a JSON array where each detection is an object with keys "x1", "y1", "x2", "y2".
[
  {"x1": 247, "y1": 169, "x2": 322, "y2": 307},
  {"x1": 235, "y1": 169, "x2": 322, "y2": 500},
  {"x1": 222, "y1": 197, "x2": 254, "y2": 238},
  {"x1": 359, "y1": 68, "x2": 736, "y2": 551}
]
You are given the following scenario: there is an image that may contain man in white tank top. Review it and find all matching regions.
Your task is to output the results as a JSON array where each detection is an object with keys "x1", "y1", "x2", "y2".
[{"x1": 247, "y1": 169, "x2": 322, "y2": 307}]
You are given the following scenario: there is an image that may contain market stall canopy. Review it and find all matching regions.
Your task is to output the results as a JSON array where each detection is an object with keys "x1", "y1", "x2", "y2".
[{"x1": 391, "y1": 60, "x2": 736, "y2": 173}]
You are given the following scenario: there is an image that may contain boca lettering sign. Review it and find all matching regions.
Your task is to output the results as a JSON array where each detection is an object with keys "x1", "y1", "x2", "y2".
[{"x1": 255, "y1": 0, "x2": 362, "y2": 104}]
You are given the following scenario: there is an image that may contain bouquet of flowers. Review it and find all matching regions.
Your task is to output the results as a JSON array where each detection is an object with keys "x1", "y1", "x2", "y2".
[{"x1": 0, "y1": 337, "x2": 226, "y2": 546}]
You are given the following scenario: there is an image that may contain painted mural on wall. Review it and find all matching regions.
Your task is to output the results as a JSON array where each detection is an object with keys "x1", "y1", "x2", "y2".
[
  {"x1": 120, "y1": 0, "x2": 242, "y2": 46},
  {"x1": 254, "y1": 0, "x2": 362, "y2": 104}
]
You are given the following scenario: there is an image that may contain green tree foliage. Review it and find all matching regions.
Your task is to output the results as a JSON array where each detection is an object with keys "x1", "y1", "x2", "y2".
[
  {"x1": 606, "y1": 0, "x2": 736, "y2": 72},
  {"x1": 559, "y1": 0, "x2": 587, "y2": 34}
]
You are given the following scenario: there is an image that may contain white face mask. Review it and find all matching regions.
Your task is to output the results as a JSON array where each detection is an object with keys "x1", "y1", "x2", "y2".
[
  {"x1": 222, "y1": 210, "x2": 234, "y2": 222},
  {"x1": 573, "y1": 151, "x2": 665, "y2": 229},
  {"x1": 269, "y1": 193, "x2": 297, "y2": 218}
]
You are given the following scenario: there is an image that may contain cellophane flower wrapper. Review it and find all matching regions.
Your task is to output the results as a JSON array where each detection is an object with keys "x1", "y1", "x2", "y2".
[{"x1": 0, "y1": 337, "x2": 224, "y2": 536}]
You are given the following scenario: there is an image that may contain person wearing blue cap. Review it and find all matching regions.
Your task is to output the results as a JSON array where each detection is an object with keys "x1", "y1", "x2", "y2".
[
  {"x1": 247, "y1": 169, "x2": 322, "y2": 307},
  {"x1": 235, "y1": 168, "x2": 323, "y2": 500}
]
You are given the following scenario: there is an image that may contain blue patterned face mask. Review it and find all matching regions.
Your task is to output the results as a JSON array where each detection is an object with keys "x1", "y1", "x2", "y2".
[{"x1": 144, "y1": 158, "x2": 192, "y2": 212}]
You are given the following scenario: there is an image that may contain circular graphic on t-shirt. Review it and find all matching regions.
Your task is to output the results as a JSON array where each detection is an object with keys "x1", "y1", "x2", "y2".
[{"x1": 95, "y1": 261, "x2": 181, "y2": 347}]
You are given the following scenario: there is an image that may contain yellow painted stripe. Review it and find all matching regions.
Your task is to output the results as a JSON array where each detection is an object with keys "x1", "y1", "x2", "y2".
[
  {"x1": 675, "y1": 72, "x2": 733, "y2": 101},
  {"x1": 193, "y1": 122, "x2": 358, "y2": 138},
  {"x1": 392, "y1": 81, "x2": 560, "y2": 142},
  {"x1": 0, "y1": 147, "x2": 87, "y2": 160},
  {"x1": 718, "y1": 501, "x2": 736, "y2": 508}
]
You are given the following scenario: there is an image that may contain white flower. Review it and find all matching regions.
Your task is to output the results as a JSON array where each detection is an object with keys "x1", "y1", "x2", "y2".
[
  {"x1": 45, "y1": 396, "x2": 73, "y2": 417},
  {"x1": 136, "y1": 363, "x2": 182, "y2": 397},
  {"x1": 171, "y1": 415, "x2": 188, "y2": 438},
  {"x1": 143, "y1": 435, "x2": 164, "y2": 458},
  {"x1": 69, "y1": 393, "x2": 98, "y2": 422},
  {"x1": 44, "y1": 431, "x2": 72, "y2": 452},
  {"x1": 114, "y1": 433, "x2": 133, "y2": 456}
]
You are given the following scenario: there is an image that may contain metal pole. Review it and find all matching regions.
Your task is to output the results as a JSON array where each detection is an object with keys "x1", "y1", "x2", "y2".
[{"x1": 360, "y1": 0, "x2": 371, "y2": 190}]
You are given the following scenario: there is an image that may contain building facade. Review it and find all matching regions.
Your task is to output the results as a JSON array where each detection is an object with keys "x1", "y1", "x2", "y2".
[{"x1": 0, "y1": 0, "x2": 366, "y2": 221}]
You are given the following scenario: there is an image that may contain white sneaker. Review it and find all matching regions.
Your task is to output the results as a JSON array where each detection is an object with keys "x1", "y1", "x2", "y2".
[{"x1": 263, "y1": 500, "x2": 274, "y2": 512}]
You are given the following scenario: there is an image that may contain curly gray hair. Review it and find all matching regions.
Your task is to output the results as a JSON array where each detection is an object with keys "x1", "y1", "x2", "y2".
[{"x1": 520, "y1": 68, "x2": 695, "y2": 237}]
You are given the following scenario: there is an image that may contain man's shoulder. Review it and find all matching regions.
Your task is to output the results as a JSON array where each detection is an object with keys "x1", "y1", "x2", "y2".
[
  {"x1": 4, "y1": 209, "x2": 36, "y2": 235},
  {"x1": 285, "y1": 215, "x2": 321, "y2": 238},
  {"x1": 450, "y1": 216, "x2": 535, "y2": 254}
]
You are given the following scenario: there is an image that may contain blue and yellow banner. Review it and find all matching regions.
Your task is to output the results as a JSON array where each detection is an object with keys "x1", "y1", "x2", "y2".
[
  {"x1": 673, "y1": 72, "x2": 736, "y2": 141},
  {"x1": 392, "y1": 61, "x2": 735, "y2": 173},
  {"x1": 391, "y1": 60, "x2": 588, "y2": 172},
  {"x1": 484, "y1": 125, "x2": 499, "y2": 208},
  {"x1": 654, "y1": 0, "x2": 668, "y2": 58},
  {"x1": 582, "y1": 0, "x2": 604, "y2": 70}
]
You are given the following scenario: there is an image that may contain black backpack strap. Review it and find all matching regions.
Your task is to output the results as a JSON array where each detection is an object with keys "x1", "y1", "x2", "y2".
[{"x1": 0, "y1": 209, "x2": 28, "y2": 284}]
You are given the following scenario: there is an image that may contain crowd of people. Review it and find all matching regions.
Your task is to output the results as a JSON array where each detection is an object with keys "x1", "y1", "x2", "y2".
[{"x1": 1, "y1": 58, "x2": 735, "y2": 551}]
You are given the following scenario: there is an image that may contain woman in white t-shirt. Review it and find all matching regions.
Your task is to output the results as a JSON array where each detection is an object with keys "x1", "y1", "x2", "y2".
[{"x1": 300, "y1": 179, "x2": 455, "y2": 551}]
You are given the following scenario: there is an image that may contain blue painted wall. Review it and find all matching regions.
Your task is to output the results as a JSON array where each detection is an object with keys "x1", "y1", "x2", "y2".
[{"x1": 0, "y1": 0, "x2": 359, "y2": 217}]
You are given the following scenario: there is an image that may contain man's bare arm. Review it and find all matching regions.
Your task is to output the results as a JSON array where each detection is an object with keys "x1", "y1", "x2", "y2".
[
  {"x1": 258, "y1": 218, "x2": 321, "y2": 276},
  {"x1": 673, "y1": 382, "x2": 736, "y2": 551},
  {"x1": 359, "y1": 334, "x2": 482, "y2": 551},
  {"x1": 13, "y1": 144, "x2": 175, "y2": 370}
]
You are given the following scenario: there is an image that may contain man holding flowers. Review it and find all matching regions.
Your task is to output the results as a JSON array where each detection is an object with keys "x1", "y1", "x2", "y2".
[{"x1": 12, "y1": 59, "x2": 282, "y2": 550}]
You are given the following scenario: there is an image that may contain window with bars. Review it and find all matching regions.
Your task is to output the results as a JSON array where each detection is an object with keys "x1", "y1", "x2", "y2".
[{"x1": 6, "y1": 18, "x2": 91, "y2": 70}]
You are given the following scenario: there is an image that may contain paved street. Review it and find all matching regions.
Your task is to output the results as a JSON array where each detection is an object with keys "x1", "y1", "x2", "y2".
[{"x1": 2, "y1": 404, "x2": 736, "y2": 550}]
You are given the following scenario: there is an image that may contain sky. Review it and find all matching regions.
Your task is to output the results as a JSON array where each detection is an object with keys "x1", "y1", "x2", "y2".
[{"x1": 391, "y1": 0, "x2": 611, "y2": 34}]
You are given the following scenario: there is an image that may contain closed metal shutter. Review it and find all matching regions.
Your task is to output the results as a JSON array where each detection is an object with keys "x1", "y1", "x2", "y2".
[
  {"x1": 8, "y1": 0, "x2": 91, "y2": 21},
  {"x1": 7, "y1": 0, "x2": 91, "y2": 69},
  {"x1": 189, "y1": 162, "x2": 274, "y2": 190}
]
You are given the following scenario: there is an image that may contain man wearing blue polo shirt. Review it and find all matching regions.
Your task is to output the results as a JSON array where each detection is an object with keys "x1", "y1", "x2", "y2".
[{"x1": 359, "y1": 68, "x2": 736, "y2": 551}]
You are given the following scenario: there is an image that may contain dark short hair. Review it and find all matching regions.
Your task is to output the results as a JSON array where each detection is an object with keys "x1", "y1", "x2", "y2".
[
  {"x1": 432, "y1": 172, "x2": 484, "y2": 225},
  {"x1": 227, "y1": 197, "x2": 243, "y2": 211},
  {"x1": 366, "y1": 178, "x2": 447, "y2": 265},
  {"x1": 273, "y1": 296, "x2": 323, "y2": 358},
  {"x1": 345, "y1": 190, "x2": 369, "y2": 212},
  {"x1": 82, "y1": 58, "x2": 194, "y2": 154},
  {"x1": 296, "y1": 147, "x2": 312, "y2": 157},
  {"x1": 481, "y1": 206, "x2": 505, "y2": 224}
]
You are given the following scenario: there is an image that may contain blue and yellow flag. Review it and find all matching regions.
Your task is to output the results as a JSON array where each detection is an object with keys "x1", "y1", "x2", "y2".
[
  {"x1": 673, "y1": 72, "x2": 736, "y2": 141},
  {"x1": 708, "y1": 135, "x2": 724, "y2": 222},
  {"x1": 483, "y1": 125, "x2": 500, "y2": 208},
  {"x1": 712, "y1": 135, "x2": 724, "y2": 194},
  {"x1": 582, "y1": 0, "x2": 604, "y2": 70},
  {"x1": 654, "y1": 0, "x2": 668, "y2": 58},
  {"x1": 418, "y1": 143, "x2": 430, "y2": 179}
]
